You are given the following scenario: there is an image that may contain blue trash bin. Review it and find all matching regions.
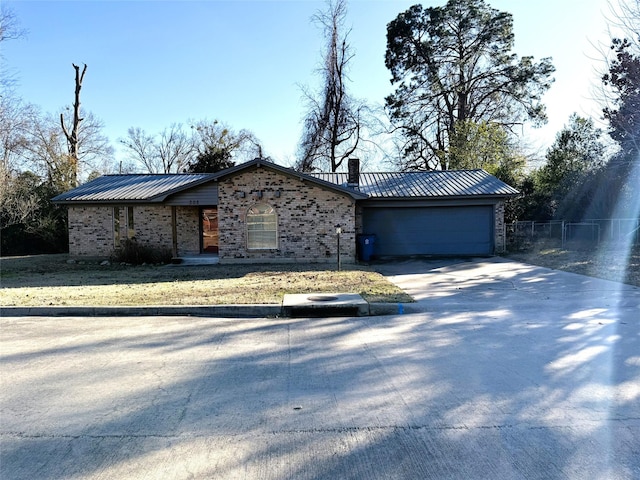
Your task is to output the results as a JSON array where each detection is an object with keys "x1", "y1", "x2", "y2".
[{"x1": 357, "y1": 234, "x2": 376, "y2": 262}]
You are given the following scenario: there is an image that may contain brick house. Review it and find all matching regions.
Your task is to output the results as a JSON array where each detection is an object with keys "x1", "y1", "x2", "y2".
[{"x1": 52, "y1": 158, "x2": 518, "y2": 263}]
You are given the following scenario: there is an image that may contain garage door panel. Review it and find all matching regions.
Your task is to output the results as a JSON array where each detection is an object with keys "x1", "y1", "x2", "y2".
[{"x1": 363, "y1": 206, "x2": 493, "y2": 256}]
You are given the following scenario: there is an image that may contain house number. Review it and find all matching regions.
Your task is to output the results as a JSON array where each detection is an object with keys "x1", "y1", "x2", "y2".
[{"x1": 189, "y1": 200, "x2": 199, "y2": 205}]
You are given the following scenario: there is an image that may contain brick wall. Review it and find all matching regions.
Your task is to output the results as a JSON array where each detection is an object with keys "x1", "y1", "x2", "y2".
[
  {"x1": 133, "y1": 206, "x2": 172, "y2": 250},
  {"x1": 68, "y1": 206, "x2": 114, "y2": 257},
  {"x1": 68, "y1": 204, "x2": 201, "y2": 258},
  {"x1": 175, "y1": 206, "x2": 200, "y2": 255},
  {"x1": 218, "y1": 168, "x2": 357, "y2": 263}
]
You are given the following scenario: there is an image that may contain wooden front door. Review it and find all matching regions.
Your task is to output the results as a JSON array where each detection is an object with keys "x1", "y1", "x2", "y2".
[{"x1": 201, "y1": 207, "x2": 219, "y2": 254}]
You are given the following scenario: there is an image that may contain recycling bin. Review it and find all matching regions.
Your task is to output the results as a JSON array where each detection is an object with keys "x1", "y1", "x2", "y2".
[{"x1": 357, "y1": 234, "x2": 376, "y2": 262}]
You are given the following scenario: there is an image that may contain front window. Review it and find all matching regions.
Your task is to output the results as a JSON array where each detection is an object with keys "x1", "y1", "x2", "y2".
[{"x1": 246, "y1": 203, "x2": 277, "y2": 249}]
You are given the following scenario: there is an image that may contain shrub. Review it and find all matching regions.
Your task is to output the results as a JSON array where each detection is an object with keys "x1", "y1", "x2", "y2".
[{"x1": 111, "y1": 238, "x2": 173, "y2": 265}]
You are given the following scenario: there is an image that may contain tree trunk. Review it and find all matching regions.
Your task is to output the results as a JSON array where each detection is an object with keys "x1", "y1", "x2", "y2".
[{"x1": 60, "y1": 63, "x2": 87, "y2": 186}]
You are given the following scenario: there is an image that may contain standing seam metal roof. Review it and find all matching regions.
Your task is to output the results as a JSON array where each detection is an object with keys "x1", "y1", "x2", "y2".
[
  {"x1": 52, "y1": 166, "x2": 519, "y2": 204},
  {"x1": 52, "y1": 160, "x2": 370, "y2": 203},
  {"x1": 310, "y1": 170, "x2": 519, "y2": 198},
  {"x1": 51, "y1": 174, "x2": 216, "y2": 203}
]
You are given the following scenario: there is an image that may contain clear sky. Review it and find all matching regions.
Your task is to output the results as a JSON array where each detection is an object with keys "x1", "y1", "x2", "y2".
[{"x1": 3, "y1": 0, "x2": 615, "y2": 170}]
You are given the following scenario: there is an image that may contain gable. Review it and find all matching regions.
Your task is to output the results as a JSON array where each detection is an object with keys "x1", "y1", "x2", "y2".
[
  {"x1": 165, "y1": 182, "x2": 218, "y2": 206},
  {"x1": 217, "y1": 165, "x2": 358, "y2": 204},
  {"x1": 52, "y1": 159, "x2": 367, "y2": 205},
  {"x1": 213, "y1": 159, "x2": 368, "y2": 200}
]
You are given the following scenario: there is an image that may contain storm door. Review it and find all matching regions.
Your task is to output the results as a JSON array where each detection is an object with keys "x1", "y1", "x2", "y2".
[{"x1": 201, "y1": 207, "x2": 219, "y2": 254}]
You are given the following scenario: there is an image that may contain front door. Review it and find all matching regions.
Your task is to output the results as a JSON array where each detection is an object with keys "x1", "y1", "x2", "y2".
[{"x1": 201, "y1": 207, "x2": 219, "y2": 254}]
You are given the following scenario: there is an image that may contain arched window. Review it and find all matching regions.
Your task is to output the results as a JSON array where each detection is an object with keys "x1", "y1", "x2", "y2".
[{"x1": 246, "y1": 203, "x2": 277, "y2": 249}]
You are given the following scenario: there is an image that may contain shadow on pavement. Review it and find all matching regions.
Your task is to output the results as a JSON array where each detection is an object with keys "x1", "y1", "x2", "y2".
[{"x1": 1, "y1": 259, "x2": 639, "y2": 479}]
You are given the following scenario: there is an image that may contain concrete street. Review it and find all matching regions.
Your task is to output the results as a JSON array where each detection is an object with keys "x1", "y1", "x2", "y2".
[{"x1": 1, "y1": 258, "x2": 639, "y2": 479}]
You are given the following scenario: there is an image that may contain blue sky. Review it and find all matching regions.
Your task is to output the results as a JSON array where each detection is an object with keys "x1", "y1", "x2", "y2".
[{"x1": 4, "y1": 0, "x2": 614, "y2": 169}]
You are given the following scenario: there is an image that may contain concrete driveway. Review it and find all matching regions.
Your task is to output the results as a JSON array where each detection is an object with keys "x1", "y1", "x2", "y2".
[{"x1": 1, "y1": 258, "x2": 639, "y2": 479}]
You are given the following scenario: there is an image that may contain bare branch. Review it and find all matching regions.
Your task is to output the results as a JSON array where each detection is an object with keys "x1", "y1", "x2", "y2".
[{"x1": 296, "y1": 0, "x2": 367, "y2": 172}]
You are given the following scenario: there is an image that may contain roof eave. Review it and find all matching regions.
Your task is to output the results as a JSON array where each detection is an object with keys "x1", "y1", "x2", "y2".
[
  {"x1": 360, "y1": 193, "x2": 520, "y2": 201},
  {"x1": 51, "y1": 174, "x2": 218, "y2": 204},
  {"x1": 52, "y1": 198, "x2": 164, "y2": 205}
]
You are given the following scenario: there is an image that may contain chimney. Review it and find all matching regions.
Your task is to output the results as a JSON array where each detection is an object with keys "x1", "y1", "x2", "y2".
[{"x1": 347, "y1": 158, "x2": 360, "y2": 187}]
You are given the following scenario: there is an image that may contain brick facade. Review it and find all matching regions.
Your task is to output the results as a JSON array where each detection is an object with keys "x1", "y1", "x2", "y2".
[
  {"x1": 64, "y1": 165, "x2": 509, "y2": 260},
  {"x1": 67, "y1": 168, "x2": 357, "y2": 263},
  {"x1": 175, "y1": 206, "x2": 200, "y2": 255},
  {"x1": 68, "y1": 205, "x2": 201, "y2": 258},
  {"x1": 217, "y1": 168, "x2": 357, "y2": 263},
  {"x1": 68, "y1": 206, "x2": 114, "y2": 257}
]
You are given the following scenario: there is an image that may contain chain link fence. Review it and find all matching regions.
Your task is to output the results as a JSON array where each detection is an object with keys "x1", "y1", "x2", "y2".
[{"x1": 507, "y1": 218, "x2": 640, "y2": 250}]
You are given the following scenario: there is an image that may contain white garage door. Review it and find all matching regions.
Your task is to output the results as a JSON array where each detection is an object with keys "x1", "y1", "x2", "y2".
[{"x1": 362, "y1": 206, "x2": 494, "y2": 256}]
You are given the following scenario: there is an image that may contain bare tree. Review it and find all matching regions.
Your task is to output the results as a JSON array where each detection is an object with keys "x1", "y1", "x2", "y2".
[
  {"x1": 0, "y1": 5, "x2": 26, "y2": 90},
  {"x1": 0, "y1": 4, "x2": 24, "y2": 43},
  {"x1": 0, "y1": 92, "x2": 34, "y2": 174},
  {"x1": 57, "y1": 64, "x2": 114, "y2": 182},
  {"x1": 609, "y1": 0, "x2": 639, "y2": 48},
  {"x1": 59, "y1": 63, "x2": 87, "y2": 186},
  {"x1": 122, "y1": 119, "x2": 265, "y2": 174},
  {"x1": 6, "y1": 107, "x2": 111, "y2": 189},
  {"x1": 193, "y1": 119, "x2": 264, "y2": 159},
  {"x1": 296, "y1": 0, "x2": 365, "y2": 172},
  {"x1": 157, "y1": 123, "x2": 195, "y2": 173},
  {"x1": 186, "y1": 119, "x2": 266, "y2": 173},
  {"x1": 121, "y1": 124, "x2": 195, "y2": 173},
  {"x1": 121, "y1": 127, "x2": 161, "y2": 173}
]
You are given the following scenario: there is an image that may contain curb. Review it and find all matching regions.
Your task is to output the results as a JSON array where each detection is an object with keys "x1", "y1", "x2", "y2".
[
  {"x1": 0, "y1": 305, "x2": 282, "y2": 318},
  {"x1": 0, "y1": 302, "x2": 408, "y2": 318}
]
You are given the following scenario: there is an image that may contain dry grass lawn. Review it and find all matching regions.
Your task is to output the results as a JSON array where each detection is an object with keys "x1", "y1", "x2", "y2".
[
  {"x1": 0, "y1": 255, "x2": 412, "y2": 307},
  {"x1": 4, "y1": 242, "x2": 638, "y2": 308},
  {"x1": 505, "y1": 241, "x2": 640, "y2": 287}
]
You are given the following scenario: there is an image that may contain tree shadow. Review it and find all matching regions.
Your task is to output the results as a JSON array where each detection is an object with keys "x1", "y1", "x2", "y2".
[{"x1": 1, "y1": 260, "x2": 639, "y2": 478}]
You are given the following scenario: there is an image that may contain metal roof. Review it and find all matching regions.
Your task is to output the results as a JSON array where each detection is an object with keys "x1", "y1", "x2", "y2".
[
  {"x1": 53, "y1": 159, "x2": 369, "y2": 204},
  {"x1": 52, "y1": 163, "x2": 518, "y2": 204},
  {"x1": 51, "y1": 174, "x2": 216, "y2": 203},
  {"x1": 310, "y1": 170, "x2": 519, "y2": 198}
]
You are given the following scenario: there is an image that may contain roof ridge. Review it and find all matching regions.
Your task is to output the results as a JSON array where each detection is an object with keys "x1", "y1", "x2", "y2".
[
  {"x1": 101, "y1": 173, "x2": 213, "y2": 177},
  {"x1": 313, "y1": 169, "x2": 487, "y2": 174}
]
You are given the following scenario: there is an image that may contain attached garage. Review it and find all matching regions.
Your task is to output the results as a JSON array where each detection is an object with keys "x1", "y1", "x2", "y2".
[
  {"x1": 362, "y1": 205, "x2": 494, "y2": 256},
  {"x1": 313, "y1": 167, "x2": 519, "y2": 258}
]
